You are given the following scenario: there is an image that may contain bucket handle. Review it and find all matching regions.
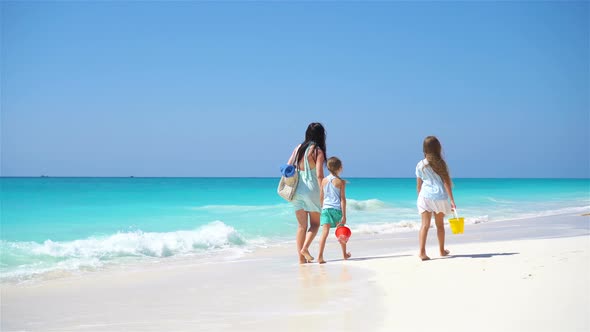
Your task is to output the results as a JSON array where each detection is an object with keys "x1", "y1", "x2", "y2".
[{"x1": 452, "y1": 208, "x2": 459, "y2": 219}]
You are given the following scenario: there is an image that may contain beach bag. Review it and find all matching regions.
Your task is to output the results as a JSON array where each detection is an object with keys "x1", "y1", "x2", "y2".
[
  {"x1": 277, "y1": 172, "x2": 299, "y2": 201},
  {"x1": 277, "y1": 147, "x2": 300, "y2": 201}
]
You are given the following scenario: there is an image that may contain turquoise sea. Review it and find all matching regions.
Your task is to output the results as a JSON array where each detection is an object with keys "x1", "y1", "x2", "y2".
[{"x1": 1, "y1": 177, "x2": 588, "y2": 281}]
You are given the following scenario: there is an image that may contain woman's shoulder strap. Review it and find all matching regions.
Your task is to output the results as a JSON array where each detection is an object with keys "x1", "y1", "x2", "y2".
[{"x1": 288, "y1": 144, "x2": 301, "y2": 165}]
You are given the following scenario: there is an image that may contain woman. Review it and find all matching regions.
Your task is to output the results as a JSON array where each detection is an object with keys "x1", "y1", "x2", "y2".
[{"x1": 287, "y1": 122, "x2": 326, "y2": 264}]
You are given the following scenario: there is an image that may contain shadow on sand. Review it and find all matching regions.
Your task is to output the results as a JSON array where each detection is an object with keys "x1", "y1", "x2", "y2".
[
  {"x1": 331, "y1": 254, "x2": 413, "y2": 263},
  {"x1": 330, "y1": 252, "x2": 519, "y2": 263},
  {"x1": 447, "y1": 252, "x2": 519, "y2": 259}
]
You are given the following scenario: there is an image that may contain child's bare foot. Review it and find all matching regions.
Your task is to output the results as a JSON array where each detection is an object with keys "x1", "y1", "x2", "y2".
[
  {"x1": 440, "y1": 249, "x2": 450, "y2": 257},
  {"x1": 419, "y1": 254, "x2": 431, "y2": 261},
  {"x1": 300, "y1": 249, "x2": 314, "y2": 262},
  {"x1": 318, "y1": 257, "x2": 326, "y2": 264},
  {"x1": 343, "y1": 252, "x2": 351, "y2": 260}
]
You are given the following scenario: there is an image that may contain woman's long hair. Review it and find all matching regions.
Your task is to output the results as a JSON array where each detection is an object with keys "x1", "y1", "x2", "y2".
[
  {"x1": 296, "y1": 122, "x2": 327, "y2": 164},
  {"x1": 423, "y1": 136, "x2": 452, "y2": 185}
]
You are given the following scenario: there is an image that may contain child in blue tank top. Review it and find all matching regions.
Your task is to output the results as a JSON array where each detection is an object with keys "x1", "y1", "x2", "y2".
[{"x1": 316, "y1": 157, "x2": 351, "y2": 264}]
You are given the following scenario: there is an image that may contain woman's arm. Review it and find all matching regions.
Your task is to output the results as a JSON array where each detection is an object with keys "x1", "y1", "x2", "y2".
[
  {"x1": 339, "y1": 181, "x2": 347, "y2": 225},
  {"x1": 319, "y1": 178, "x2": 325, "y2": 207},
  {"x1": 315, "y1": 148, "x2": 325, "y2": 187},
  {"x1": 416, "y1": 178, "x2": 423, "y2": 196},
  {"x1": 444, "y1": 181, "x2": 456, "y2": 210}
]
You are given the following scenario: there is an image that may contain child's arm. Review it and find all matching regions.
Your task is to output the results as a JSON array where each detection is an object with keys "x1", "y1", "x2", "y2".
[
  {"x1": 444, "y1": 181, "x2": 456, "y2": 210},
  {"x1": 416, "y1": 178, "x2": 423, "y2": 196},
  {"x1": 339, "y1": 180, "x2": 347, "y2": 225}
]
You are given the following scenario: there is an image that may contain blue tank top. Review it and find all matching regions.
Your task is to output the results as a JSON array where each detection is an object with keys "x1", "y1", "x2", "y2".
[{"x1": 322, "y1": 174, "x2": 341, "y2": 210}]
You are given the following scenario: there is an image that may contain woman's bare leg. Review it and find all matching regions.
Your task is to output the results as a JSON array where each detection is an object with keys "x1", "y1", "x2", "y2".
[
  {"x1": 317, "y1": 224, "x2": 330, "y2": 264},
  {"x1": 434, "y1": 212, "x2": 450, "y2": 256},
  {"x1": 300, "y1": 211, "x2": 321, "y2": 260},
  {"x1": 295, "y1": 209, "x2": 309, "y2": 264},
  {"x1": 419, "y1": 211, "x2": 432, "y2": 260},
  {"x1": 308, "y1": 211, "x2": 321, "y2": 238}
]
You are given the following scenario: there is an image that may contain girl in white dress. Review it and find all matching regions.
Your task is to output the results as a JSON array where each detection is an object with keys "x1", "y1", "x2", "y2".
[{"x1": 416, "y1": 136, "x2": 456, "y2": 261}]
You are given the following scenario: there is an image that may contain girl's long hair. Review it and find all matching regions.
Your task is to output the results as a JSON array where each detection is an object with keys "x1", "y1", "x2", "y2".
[
  {"x1": 423, "y1": 136, "x2": 452, "y2": 185},
  {"x1": 296, "y1": 122, "x2": 327, "y2": 164}
]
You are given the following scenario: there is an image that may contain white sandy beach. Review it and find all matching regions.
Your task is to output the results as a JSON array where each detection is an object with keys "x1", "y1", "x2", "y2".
[
  {"x1": 2, "y1": 214, "x2": 589, "y2": 332},
  {"x1": 362, "y1": 236, "x2": 590, "y2": 332}
]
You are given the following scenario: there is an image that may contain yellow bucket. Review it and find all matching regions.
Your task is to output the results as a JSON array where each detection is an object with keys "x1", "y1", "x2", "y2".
[
  {"x1": 448, "y1": 209, "x2": 464, "y2": 234},
  {"x1": 449, "y1": 217, "x2": 464, "y2": 234}
]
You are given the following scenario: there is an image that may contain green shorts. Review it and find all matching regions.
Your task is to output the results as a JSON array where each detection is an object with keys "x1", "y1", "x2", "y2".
[{"x1": 321, "y1": 208, "x2": 342, "y2": 227}]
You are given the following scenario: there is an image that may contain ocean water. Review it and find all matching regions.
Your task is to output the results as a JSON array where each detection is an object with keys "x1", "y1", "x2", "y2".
[{"x1": 1, "y1": 177, "x2": 588, "y2": 281}]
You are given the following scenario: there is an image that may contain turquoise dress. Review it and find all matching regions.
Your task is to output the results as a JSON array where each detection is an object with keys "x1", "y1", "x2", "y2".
[{"x1": 291, "y1": 144, "x2": 321, "y2": 213}]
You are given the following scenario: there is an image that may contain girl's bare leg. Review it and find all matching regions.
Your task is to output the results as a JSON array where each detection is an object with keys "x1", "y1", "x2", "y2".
[
  {"x1": 419, "y1": 211, "x2": 432, "y2": 260},
  {"x1": 434, "y1": 212, "x2": 450, "y2": 256},
  {"x1": 300, "y1": 211, "x2": 321, "y2": 261},
  {"x1": 317, "y1": 224, "x2": 331, "y2": 264}
]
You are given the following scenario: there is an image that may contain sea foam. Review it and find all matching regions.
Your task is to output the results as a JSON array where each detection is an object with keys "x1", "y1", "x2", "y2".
[{"x1": 0, "y1": 221, "x2": 249, "y2": 281}]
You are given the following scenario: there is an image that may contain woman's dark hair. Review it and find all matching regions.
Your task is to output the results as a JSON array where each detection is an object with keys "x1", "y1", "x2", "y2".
[{"x1": 296, "y1": 122, "x2": 327, "y2": 164}]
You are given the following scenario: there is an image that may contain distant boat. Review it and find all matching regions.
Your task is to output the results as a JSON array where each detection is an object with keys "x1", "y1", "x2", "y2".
[{"x1": 40, "y1": 175, "x2": 49, "y2": 178}]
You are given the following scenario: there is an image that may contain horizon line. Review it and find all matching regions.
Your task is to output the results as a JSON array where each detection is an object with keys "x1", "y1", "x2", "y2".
[{"x1": 1, "y1": 176, "x2": 589, "y2": 180}]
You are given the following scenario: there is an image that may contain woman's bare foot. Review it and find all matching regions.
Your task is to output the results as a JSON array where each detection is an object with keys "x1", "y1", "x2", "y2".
[
  {"x1": 343, "y1": 252, "x2": 351, "y2": 260},
  {"x1": 419, "y1": 254, "x2": 431, "y2": 261},
  {"x1": 318, "y1": 257, "x2": 326, "y2": 264},
  {"x1": 440, "y1": 249, "x2": 450, "y2": 257},
  {"x1": 300, "y1": 249, "x2": 314, "y2": 262}
]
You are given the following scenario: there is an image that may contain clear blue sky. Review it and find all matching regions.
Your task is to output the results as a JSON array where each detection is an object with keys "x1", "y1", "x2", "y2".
[{"x1": 1, "y1": 1, "x2": 588, "y2": 178}]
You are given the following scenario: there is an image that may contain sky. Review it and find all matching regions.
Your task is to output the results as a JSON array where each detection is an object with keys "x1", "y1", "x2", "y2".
[{"x1": 1, "y1": 1, "x2": 588, "y2": 178}]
